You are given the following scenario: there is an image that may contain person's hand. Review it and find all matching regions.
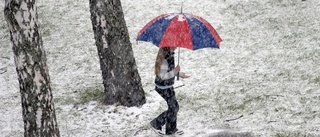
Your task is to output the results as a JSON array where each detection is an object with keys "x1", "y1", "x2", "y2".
[
  {"x1": 184, "y1": 75, "x2": 190, "y2": 78},
  {"x1": 175, "y1": 65, "x2": 181, "y2": 72}
]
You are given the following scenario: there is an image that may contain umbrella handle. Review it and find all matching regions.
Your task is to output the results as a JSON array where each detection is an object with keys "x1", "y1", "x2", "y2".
[{"x1": 177, "y1": 47, "x2": 180, "y2": 80}]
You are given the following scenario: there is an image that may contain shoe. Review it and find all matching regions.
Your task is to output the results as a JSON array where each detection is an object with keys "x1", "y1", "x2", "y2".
[
  {"x1": 166, "y1": 129, "x2": 184, "y2": 136},
  {"x1": 150, "y1": 123, "x2": 164, "y2": 136},
  {"x1": 175, "y1": 130, "x2": 184, "y2": 135}
]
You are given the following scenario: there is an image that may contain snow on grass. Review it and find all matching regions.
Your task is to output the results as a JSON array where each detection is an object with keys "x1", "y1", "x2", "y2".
[{"x1": 1, "y1": 0, "x2": 319, "y2": 136}]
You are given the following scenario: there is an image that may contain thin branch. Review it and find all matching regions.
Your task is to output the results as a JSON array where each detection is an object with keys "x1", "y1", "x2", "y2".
[
  {"x1": 267, "y1": 120, "x2": 277, "y2": 124},
  {"x1": 149, "y1": 84, "x2": 185, "y2": 91},
  {"x1": 1, "y1": 56, "x2": 10, "y2": 60},
  {"x1": 225, "y1": 115, "x2": 244, "y2": 122},
  {"x1": 0, "y1": 68, "x2": 7, "y2": 74}
]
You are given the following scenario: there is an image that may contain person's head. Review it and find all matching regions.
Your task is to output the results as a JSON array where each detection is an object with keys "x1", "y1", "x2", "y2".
[
  {"x1": 169, "y1": 47, "x2": 177, "y2": 52},
  {"x1": 155, "y1": 47, "x2": 176, "y2": 75}
]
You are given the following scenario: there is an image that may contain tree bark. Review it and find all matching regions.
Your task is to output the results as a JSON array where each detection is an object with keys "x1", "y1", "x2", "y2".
[
  {"x1": 89, "y1": 0, "x2": 146, "y2": 107},
  {"x1": 4, "y1": 0, "x2": 60, "y2": 137}
]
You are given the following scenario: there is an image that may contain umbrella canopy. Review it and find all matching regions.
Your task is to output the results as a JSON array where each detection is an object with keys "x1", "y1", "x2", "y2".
[{"x1": 136, "y1": 13, "x2": 222, "y2": 50}]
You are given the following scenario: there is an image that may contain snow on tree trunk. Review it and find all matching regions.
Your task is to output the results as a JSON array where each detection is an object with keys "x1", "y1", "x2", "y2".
[
  {"x1": 89, "y1": 0, "x2": 146, "y2": 107},
  {"x1": 4, "y1": 0, "x2": 60, "y2": 137}
]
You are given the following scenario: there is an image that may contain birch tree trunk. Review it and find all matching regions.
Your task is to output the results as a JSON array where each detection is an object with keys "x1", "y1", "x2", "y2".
[
  {"x1": 89, "y1": 0, "x2": 146, "y2": 107},
  {"x1": 4, "y1": 0, "x2": 60, "y2": 136}
]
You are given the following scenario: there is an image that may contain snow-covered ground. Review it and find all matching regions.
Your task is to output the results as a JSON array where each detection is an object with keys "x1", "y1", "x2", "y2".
[{"x1": 1, "y1": 0, "x2": 319, "y2": 136}]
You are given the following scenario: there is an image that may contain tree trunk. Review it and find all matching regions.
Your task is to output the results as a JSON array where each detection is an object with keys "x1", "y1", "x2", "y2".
[
  {"x1": 4, "y1": 0, "x2": 60, "y2": 137},
  {"x1": 89, "y1": 0, "x2": 146, "y2": 107}
]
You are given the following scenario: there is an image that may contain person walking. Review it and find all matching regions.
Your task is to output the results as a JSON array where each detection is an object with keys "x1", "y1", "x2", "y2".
[{"x1": 150, "y1": 47, "x2": 189, "y2": 136}]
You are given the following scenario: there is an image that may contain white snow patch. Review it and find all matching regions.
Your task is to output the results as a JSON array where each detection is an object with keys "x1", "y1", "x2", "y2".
[{"x1": 1, "y1": 0, "x2": 320, "y2": 137}]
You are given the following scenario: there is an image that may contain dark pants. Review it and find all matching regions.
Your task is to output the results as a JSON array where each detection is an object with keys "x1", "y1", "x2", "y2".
[{"x1": 150, "y1": 87, "x2": 179, "y2": 135}]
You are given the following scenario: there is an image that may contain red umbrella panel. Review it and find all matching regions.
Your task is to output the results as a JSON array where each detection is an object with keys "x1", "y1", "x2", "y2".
[{"x1": 137, "y1": 13, "x2": 222, "y2": 50}]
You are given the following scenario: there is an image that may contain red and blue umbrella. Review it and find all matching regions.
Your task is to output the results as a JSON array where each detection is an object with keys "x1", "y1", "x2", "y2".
[{"x1": 136, "y1": 13, "x2": 222, "y2": 50}]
